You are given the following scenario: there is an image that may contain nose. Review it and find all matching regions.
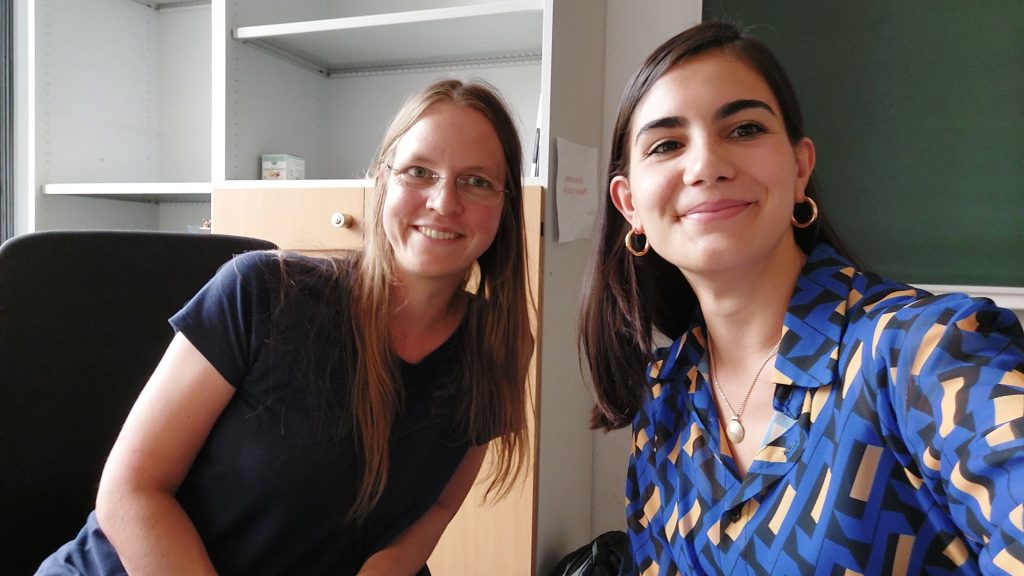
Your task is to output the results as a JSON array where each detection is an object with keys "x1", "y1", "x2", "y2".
[
  {"x1": 682, "y1": 135, "x2": 735, "y2": 187},
  {"x1": 425, "y1": 177, "x2": 464, "y2": 215}
]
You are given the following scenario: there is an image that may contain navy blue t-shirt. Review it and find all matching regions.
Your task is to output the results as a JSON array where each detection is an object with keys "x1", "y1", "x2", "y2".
[{"x1": 38, "y1": 251, "x2": 472, "y2": 575}]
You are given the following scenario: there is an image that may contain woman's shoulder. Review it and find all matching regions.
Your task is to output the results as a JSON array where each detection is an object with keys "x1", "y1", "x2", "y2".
[
  {"x1": 848, "y1": 267, "x2": 1012, "y2": 327},
  {"x1": 842, "y1": 267, "x2": 1022, "y2": 359},
  {"x1": 227, "y1": 249, "x2": 354, "y2": 275},
  {"x1": 220, "y1": 250, "x2": 356, "y2": 291},
  {"x1": 806, "y1": 243, "x2": 975, "y2": 323},
  {"x1": 797, "y1": 244, "x2": 1021, "y2": 375}
]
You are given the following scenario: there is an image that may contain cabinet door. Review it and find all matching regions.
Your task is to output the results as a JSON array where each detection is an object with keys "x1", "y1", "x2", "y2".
[
  {"x1": 211, "y1": 187, "x2": 364, "y2": 251},
  {"x1": 428, "y1": 185, "x2": 544, "y2": 576}
]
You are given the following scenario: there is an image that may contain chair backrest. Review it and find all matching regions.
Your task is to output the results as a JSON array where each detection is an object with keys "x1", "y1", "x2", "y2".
[{"x1": 0, "y1": 230, "x2": 277, "y2": 574}]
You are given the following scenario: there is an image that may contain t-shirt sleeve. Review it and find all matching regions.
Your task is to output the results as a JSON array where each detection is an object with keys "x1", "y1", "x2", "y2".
[{"x1": 169, "y1": 250, "x2": 281, "y2": 388}]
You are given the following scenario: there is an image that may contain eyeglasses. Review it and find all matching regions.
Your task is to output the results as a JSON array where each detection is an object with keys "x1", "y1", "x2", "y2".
[{"x1": 385, "y1": 163, "x2": 509, "y2": 205}]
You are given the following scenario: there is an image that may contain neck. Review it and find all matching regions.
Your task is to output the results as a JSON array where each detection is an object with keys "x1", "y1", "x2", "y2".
[
  {"x1": 690, "y1": 239, "x2": 805, "y2": 366},
  {"x1": 387, "y1": 276, "x2": 468, "y2": 364}
]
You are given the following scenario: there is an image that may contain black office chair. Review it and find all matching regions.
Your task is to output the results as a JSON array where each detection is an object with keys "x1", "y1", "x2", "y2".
[{"x1": 0, "y1": 230, "x2": 276, "y2": 574}]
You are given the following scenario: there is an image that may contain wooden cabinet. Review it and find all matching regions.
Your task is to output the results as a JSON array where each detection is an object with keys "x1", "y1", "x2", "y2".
[
  {"x1": 212, "y1": 185, "x2": 365, "y2": 251},
  {"x1": 429, "y1": 184, "x2": 544, "y2": 574}
]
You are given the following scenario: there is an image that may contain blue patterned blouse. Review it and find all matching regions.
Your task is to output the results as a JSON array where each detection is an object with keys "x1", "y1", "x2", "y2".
[{"x1": 625, "y1": 243, "x2": 1024, "y2": 575}]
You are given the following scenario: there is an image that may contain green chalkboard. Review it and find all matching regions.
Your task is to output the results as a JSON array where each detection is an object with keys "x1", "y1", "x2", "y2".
[{"x1": 703, "y1": 1, "x2": 1023, "y2": 286}]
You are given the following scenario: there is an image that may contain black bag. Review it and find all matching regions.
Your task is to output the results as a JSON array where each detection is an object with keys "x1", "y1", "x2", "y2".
[{"x1": 549, "y1": 530, "x2": 632, "y2": 576}]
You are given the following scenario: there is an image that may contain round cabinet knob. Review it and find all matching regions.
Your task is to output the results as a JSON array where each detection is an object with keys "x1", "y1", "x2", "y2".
[{"x1": 330, "y1": 212, "x2": 352, "y2": 229}]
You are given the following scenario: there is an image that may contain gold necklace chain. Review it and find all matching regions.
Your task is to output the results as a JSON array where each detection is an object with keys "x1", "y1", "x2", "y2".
[{"x1": 707, "y1": 333, "x2": 782, "y2": 444}]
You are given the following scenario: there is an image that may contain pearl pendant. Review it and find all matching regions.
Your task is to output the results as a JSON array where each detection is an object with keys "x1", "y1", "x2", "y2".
[{"x1": 726, "y1": 418, "x2": 745, "y2": 443}]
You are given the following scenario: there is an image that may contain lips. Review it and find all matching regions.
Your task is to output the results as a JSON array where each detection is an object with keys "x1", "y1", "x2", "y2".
[
  {"x1": 417, "y1": 226, "x2": 460, "y2": 240},
  {"x1": 683, "y1": 199, "x2": 752, "y2": 221}
]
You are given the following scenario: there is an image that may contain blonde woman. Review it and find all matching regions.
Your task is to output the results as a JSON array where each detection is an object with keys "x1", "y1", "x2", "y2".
[{"x1": 40, "y1": 79, "x2": 533, "y2": 576}]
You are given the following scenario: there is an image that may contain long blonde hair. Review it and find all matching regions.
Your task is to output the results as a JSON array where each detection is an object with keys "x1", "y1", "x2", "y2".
[{"x1": 349, "y1": 79, "x2": 533, "y2": 518}]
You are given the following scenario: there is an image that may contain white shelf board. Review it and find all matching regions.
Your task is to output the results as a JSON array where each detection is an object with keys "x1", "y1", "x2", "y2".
[
  {"x1": 131, "y1": 0, "x2": 210, "y2": 10},
  {"x1": 215, "y1": 179, "x2": 369, "y2": 189},
  {"x1": 216, "y1": 177, "x2": 546, "y2": 190},
  {"x1": 233, "y1": 1, "x2": 543, "y2": 74},
  {"x1": 914, "y1": 284, "x2": 1024, "y2": 313},
  {"x1": 44, "y1": 182, "x2": 213, "y2": 203}
]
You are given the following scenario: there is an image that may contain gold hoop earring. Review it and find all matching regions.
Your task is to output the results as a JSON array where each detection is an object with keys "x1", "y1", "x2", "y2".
[
  {"x1": 624, "y1": 229, "x2": 650, "y2": 257},
  {"x1": 792, "y1": 197, "x2": 818, "y2": 229}
]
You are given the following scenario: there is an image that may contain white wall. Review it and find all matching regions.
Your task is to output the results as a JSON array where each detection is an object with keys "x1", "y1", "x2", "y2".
[
  {"x1": 226, "y1": 40, "x2": 327, "y2": 181},
  {"x1": 589, "y1": 0, "x2": 702, "y2": 539},
  {"x1": 158, "y1": 6, "x2": 210, "y2": 182},
  {"x1": 532, "y1": 0, "x2": 606, "y2": 571},
  {"x1": 14, "y1": 0, "x2": 33, "y2": 234},
  {"x1": 37, "y1": 0, "x2": 157, "y2": 185},
  {"x1": 158, "y1": 201, "x2": 211, "y2": 233},
  {"x1": 326, "y1": 64, "x2": 541, "y2": 179}
]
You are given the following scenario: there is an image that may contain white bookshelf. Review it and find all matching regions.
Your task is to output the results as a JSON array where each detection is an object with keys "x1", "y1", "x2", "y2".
[
  {"x1": 232, "y1": 1, "x2": 543, "y2": 76},
  {"x1": 43, "y1": 182, "x2": 212, "y2": 203},
  {"x1": 36, "y1": 0, "x2": 211, "y2": 229},
  {"x1": 219, "y1": 0, "x2": 543, "y2": 182}
]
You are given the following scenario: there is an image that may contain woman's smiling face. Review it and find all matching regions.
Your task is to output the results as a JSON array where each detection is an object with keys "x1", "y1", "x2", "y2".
[
  {"x1": 611, "y1": 51, "x2": 815, "y2": 276},
  {"x1": 382, "y1": 102, "x2": 506, "y2": 287}
]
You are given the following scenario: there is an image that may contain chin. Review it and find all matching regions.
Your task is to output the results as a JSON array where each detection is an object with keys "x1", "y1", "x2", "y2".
[
  {"x1": 675, "y1": 250, "x2": 750, "y2": 276},
  {"x1": 398, "y1": 263, "x2": 470, "y2": 283}
]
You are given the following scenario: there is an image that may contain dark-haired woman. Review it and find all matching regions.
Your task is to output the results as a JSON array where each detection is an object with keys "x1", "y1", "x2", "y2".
[
  {"x1": 579, "y1": 21, "x2": 1023, "y2": 575},
  {"x1": 39, "y1": 79, "x2": 533, "y2": 576}
]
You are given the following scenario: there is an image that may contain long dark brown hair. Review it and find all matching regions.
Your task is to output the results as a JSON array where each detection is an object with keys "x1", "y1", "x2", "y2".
[
  {"x1": 579, "y1": 21, "x2": 854, "y2": 431},
  {"x1": 349, "y1": 79, "x2": 534, "y2": 517}
]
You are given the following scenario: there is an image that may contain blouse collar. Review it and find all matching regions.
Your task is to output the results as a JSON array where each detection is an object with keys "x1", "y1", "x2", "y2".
[
  {"x1": 773, "y1": 243, "x2": 857, "y2": 389},
  {"x1": 652, "y1": 243, "x2": 859, "y2": 392}
]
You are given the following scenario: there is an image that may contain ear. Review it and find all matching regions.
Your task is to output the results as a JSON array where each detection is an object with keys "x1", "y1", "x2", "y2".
[
  {"x1": 609, "y1": 175, "x2": 643, "y2": 232},
  {"x1": 793, "y1": 137, "x2": 816, "y2": 201}
]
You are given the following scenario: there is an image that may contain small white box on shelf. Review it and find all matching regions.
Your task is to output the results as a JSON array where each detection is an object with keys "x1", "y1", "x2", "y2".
[{"x1": 261, "y1": 154, "x2": 305, "y2": 180}]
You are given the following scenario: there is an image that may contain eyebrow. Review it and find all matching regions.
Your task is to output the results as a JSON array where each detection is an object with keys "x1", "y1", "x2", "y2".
[
  {"x1": 634, "y1": 99, "x2": 777, "y2": 144},
  {"x1": 394, "y1": 155, "x2": 503, "y2": 178},
  {"x1": 715, "y1": 99, "x2": 776, "y2": 120},
  {"x1": 635, "y1": 116, "x2": 686, "y2": 143}
]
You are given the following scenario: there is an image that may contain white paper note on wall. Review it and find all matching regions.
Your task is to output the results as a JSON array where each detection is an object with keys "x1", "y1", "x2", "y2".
[{"x1": 554, "y1": 137, "x2": 599, "y2": 244}]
